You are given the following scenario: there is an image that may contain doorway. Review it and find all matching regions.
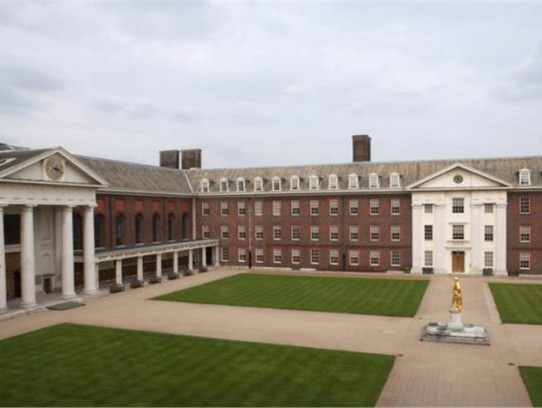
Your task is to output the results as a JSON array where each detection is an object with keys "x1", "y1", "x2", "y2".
[{"x1": 452, "y1": 251, "x2": 465, "y2": 273}]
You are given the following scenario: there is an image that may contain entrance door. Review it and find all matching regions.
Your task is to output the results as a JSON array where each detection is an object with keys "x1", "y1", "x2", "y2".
[{"x1": 452, "y1": 251, "x2": 465, "y2": 273}]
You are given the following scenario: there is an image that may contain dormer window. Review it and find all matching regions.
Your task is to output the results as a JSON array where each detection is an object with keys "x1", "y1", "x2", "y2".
[
  {"x1": 328, "y1": 175, "x2": 338, "y2": 190},
  {"x1": 201, "y1": 179, "x2": 210, "y2": 193},
  {"x1": 220, "y1": 178, "x2": 229, "y2": 193},
  {"x1": 309, "y1": 175, "x2": 319, "y2": 190},
  {"x1": 369, "y1": 173, "x2": 380, "y2": 189},
  {"x1": 272, "y1": 176, "x2": 282, "y2": 192},
  {"x1": 389, "y1": 173, "x2": 401, "y2": 188},
  {"x1": 290, "y1": 176, "x2": 300, "y2": 191},
  {"x1": 348, "y1": 174, "x2": 359, "y2": 189},
  {"x1": 237, "y1": 177, "x2": 246, "y2": 192},
  {"x1": 519, "y1": 169, "x2": 531, "y2": 186},
  {"x1": 254, "y1": 177, "x2": 263, "y2": 192}
]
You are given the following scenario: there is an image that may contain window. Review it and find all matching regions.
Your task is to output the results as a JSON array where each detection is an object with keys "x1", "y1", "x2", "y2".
[
  {"x1": 369, "y1": 173, "x2": 379, "y2": 189},
  {"x1": 273, "y1": 201, "x2": 281, "y2": 216},
  {"x1": 520, "y1": 197, "x2": 530, "y2": 214},
  {"x1": 424, "y1": 251, "x2": 433, "y2": 267},
  {"x1": 237, "y1": 177, "x2": 246, "y2": 192},
  {"x1": 519, "y1": 169, "x2": 531, "y2": 186},
  {"x1": 238, "y1": 225, "x2": 246, "y2": 240},
  {"x1": 273, "y1": 225, "x2": 282, "y2": 241},
  {"x1": 484, "y1": 225, "x2": 494, "y2": 242},
  {"x1": 201, "y1": 179, "x2": 210, "y2": 193},
  {"x1": 484, "y1": 252, "x2": 494, "y2": 268},
  {"x1": 370, "y1": 250, "x2": 380, "y2": 266},
  {"x1": 238, "y1": 248, "x2": 247, "y2": 263},
  {"x1": 310, "y1": 249, "x2": 319, "y2": 265},
  {"x1": 291, "y1": 226, "x2": 300, "y2": 241},
  {"x1": 348, "y1": 174, "x2": 358, "y2": 189},
  {"x1": 220, "y1": 202, "x2": 229, "y2": 216},
  {"x1": 254, "y1": 201, "x2": 263, "y2": 216},
  {"x1": 349, "y1": 199, "x2": 359, "y2": 216},
  {"x1": 311, "y1": 226, "x2": 320, "y2": 241},
  {"x1": 390, "y1": 225, "x2": 401, "y2": 241},
  {"x1": 520, "y1": 226, "x2": 531, "y2": 243},
  {"x1": 391, "y1": 199, "x2": 400, "y2": 215},
  {"x1": 484, "y1": 204, "x2": 494, "y2": 213},
  {"x1": 255, "y1": 225, "x2": 263, "y2": 240},
  {"x1": 452, "y1": 198, "x2": 464, "y2": 214},
  {"x1": 370, "y1": 225, "x2": 380, "y2": 241},
  {"x1": 330, "y1": 249, "x2": 339, "y2": 265},
  {"x1": 310, "y1": 200, "x2": 319, "y2": 216},
  {"x1": 221, "y1": 247, "x2": 229, "y2": 262},
  {"x1": 237, "y1": 201, "x2": 246, "y2": 216},
  {"x1": 309, "y1": 175, "x2": 319, "y2": 190},
  {"x1": 272, "y1": 177, "x2": 282, "y2": 191},
  {"x1": 452, "y1": 225, "x2": 465, "y2": 240},
  {"x1": 255, "y1": 248, "x2": 264, "y2": 263},
  {"x1": 350, "y1": 225, "x2": 359, "y2": 241},
  {"x1": 520, "y1": 252, "x2": 530, "y2": 270},
  {"x1": 328, "y1": 175, "x2": 338, "y2": 190},
  {"x1": 391, "y1": 250, "x2": 401, "y2": 267},
  {"x1": 424, "y1": 225, "x2": 433, "y2": 241},
  {"x1": 115, "y1": 214, "x2": 126, "y2": 246},
  {"x1": 135, "y1": 214, "x2": 144, "y2": 244},
  {"x1": 329, "y1": 226, "x2": 339, "y2": 241},
  {"x1": 424, "y1": 204, "x2": 433, "y2": 214},
  {"x1": 350, "y1": 250, "x2": 360, "y2": 266},
  {"x1": 370, "y1": 199, "x2": 379, "y2": 215},
  {"x1": 291, "y1": 249, "x2": 301, "y2": 264},
  {"x1": 221, "y1": 225, "x2": 229, "y2": 239},
  {"x1": 94, "y1": 214, "x2": 105, "y2": 248},
  {"x1": 290, "y1": 176, "x2": 300, "y2": 191},
  {"x1": 273, "y1": 248, "x2": 282, "y2": 264},
  {"x1": 291, "y1": 200, "x2": 300, "y2": 216},
  {"x1": 254, "y1": 177, "x2": 264, "y2": 192},
  {"x1": 167, "y1": 213, "x2": 175, "y2": 241},
  {"x1": 202, "y1": 202, "x2": 210, "y2": 216},
  {"x1": 152, "y1": 214, "x2": 161, "y2": 242},
  {"x1": 220, "y1": 178, "x2": 229, "y2": 192},
  {"x1": 329, "y1": 199, "x2": 339, "y2": 216},
  {"x1": 389, "y1": 173, "x2": 401, "y2": 188},
  {"x1": 202, "y1": 225, "x2": 210, "y2": 239}
]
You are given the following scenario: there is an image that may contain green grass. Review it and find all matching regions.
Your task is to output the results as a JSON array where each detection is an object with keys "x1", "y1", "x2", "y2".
[
  {"x1": 155, "y1": 273, "x2": 429, "y2": 317},
  {"x1": 0, "y1": 324, "x2": 395, "y2": 407},
  {"x1": 519, "y1": 366, "x2": 542, "y2": 407},
  {"x1": 488, "y1": 283, "x2": 542, "y2": 325}
]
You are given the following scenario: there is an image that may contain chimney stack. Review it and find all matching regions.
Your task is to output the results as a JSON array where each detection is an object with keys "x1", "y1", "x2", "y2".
[
  {"x1": 159, "y1": 150, "x2": 180, "y2": 169},
  {"x1": 181, "y1": 149, "x2": 202, "y2": 170},
  {"x1": 352, "y1": 135, "x2": 371, "y2": 162}
]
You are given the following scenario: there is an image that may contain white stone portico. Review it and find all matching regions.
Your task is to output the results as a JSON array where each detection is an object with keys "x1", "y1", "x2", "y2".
[{"x1": 409, "y1": 163, "x2": 510, "y2": 276}]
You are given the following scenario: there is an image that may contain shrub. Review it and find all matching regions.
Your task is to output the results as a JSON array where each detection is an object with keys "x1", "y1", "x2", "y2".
[
  {"x1": 148, "y1": 276, "x2": 162, "y2": 284},
  {"x1": 130, "y1": 279, "x2": 144, "y2": 289},
  {"x1": 199, "y1": 266, "x2": 208, "y2": 273},
  {"x1": 109, "y1": 283, "x2": 124, "y2": 294},
  {"x1": 167, "y1": 272, "x2": 180, "y2": 280},
  {"x1": 183, "y1": 269, "x2": 194, "y2": 277}
]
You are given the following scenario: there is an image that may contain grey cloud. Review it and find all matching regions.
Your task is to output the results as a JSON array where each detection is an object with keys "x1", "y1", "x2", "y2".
[
  {"x1": 0, "y1": 67, "x2": 62, "y2": 93},
  {"x1": 0, "y1": 86, "x2": 34, "y2": 114}
]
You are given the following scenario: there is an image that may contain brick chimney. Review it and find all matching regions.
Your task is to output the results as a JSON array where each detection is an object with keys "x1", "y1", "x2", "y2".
[
  {"x1": 181, "y1": 149, "x2": 202, "y2": 170},
  {"x1": 159, "y1": 150, "x2": 180, "y2": 169},
  {"x1": 352, "y1": 135, "x2": 371, "y2": 162}
]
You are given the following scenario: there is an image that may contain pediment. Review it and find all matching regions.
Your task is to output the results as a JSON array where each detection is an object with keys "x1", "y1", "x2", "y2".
[
  {"x1": 0, "y1": 147, "x2": 109, "y2": 187},
  {"x1": 407, "y1": 163, "x2": 512, "y2": 191}
]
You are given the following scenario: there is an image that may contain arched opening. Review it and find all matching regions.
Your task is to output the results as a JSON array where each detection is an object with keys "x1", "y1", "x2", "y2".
[
  {"x1": 152, "y1": 213, "x2": 161, "y2": 242},
  {"x1": 135, "y1": 214, "x2": 144, "y2": 244},
  {"x1": 181, "y1": 213, "x2": 190, "y2": 240},
  {"x1": 168, "y1": 213, "x2": 175, "y2": 241},
  {"x1": 115, "y1": 214, "x2": 125, "y2": 246}
]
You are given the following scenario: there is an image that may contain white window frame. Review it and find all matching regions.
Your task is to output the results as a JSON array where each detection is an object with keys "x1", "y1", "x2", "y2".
[
  {"x1": 391, "y1": 199, "x2": 400, "y2": 215},
  {"x1": 329, "y1": 199, "x2": 339, "y2": 216},
  {"x1": 520, "y1": 226, "x2": 531, "y2": 243},
  {"x1": 329, "y1": 225, "x2": 339, "y2": 241},
  {"x1": 349, "y1": 225, "x2": 359, "y2": 241},
  {"x1": 237, "y1": 201, "x2": 246, "y2": 216},
  {"x1": 291, "y1": 200, "x2": 300, "y2": 216},
  {"x1": 291, "y1": 225, "x2": 300, "y2": 241},
  {"x1": 273, "y1": 225, "x2": 282, "y2": 241},
  {"x1": 330, "y1": 249, "x2": 339, "y2": 266},
  {"x1": 370, "y1": 199, "x2": 380, "y2": 216},
  {"x1": 520, "y1": 252, "x2": 530, "y2": 270},
  {"x1": 389, "y1": 173, "x2": 401, "y2": 188},
  {"x1": 254, "y1": 177, "x2": 264, "y2": 192},
  {"x1": 328, "y1": 174, "x2": 339, "y2": 190},
  {"x1": 309, "y1": 175, "x2": 319, "y2": 191},
  {"x1": 391, "y1": 250, "x2": 401, "y2": 267},
  {"x1": 370, "y1": 225, "x2": 380, "y2": 241},
  {"x1": 390, "y1": 225, "x2": 401, "y2": 242},
  {"x1": 452, "y1": 198, "x2": 464, "y2": 214},
  {"x1": 255, "y1": 225, "x2": 263, "y2": 240},
  {"x1": 484, "y1": 225, "x2": 494, "y2": 242},
  {"x1": 221, "y1": 225, "x2": 229, "y2": 239},
  {"x1": 311, "y1": 226, "x2": 319, "y2": 241},
  {"x1": 238, "y1": 225, "x2": 246, "y2": 240},
  {"x1": 349, "y1": 199, "x2": 359, "y2": 216},
  {"x1": 370, "y1": 250, "x2": 380, "y2": 266},
  {"x1": 254, "y1": 200, "x2": 263, "y2": 216},
  {"x1": 201, "y1": 179, "x2": 210, "y2": 193},
  {"x1": 310, "y1": 249, "x2": 319, "y2": 265},
  {"x1": 484, "y1": 251, "x2": 494, "y2": 268},
  {"x1": 290, "y1": 176, "x2": 300, "y2": 191},
  {"x1": 348, "y1": 174, "x2": 359, "y2": 189},
  {"x1": 273, "y1": 201, "x2": 281, "y2": 216},
  {"x1": 520, "y1": 197, "x2": 530, "y2": 214},
  {"x1": 310, "y1": 200, "x2": 319, "y2": 216},
  {"x1": 424, "y1": 250, "x2": 433, "y2": 267},
  {"x1": 255, "y1": 248, "x2": 264, "y2": 264},
  {"x1": 349, "y1": 250, "x2": 360, "y2": 266},
  {"x1": 220, "y1": 201, "x2": 229, "y2": 216},
  {"x1": 237, "y1": 177, "x2": 246, "y2": 192},
  {"x1": 272, "y1": 176, "x2": 282, "y2": 192},
  {"x1": 202, "y1": 202, "x2": 210, "y2": 216},
  {"x1": 202, "y1": 225, "x2": 210, "y2": 239},
  {"x1": 452, "y1": 224, "x2": 465, "y2": 240},
  {"x1": 221, "y1": 247, "x2": 229, "y2": 262},
  {"x1": 220, "y1": 178, "x2": 229, "y2": 193},
  {"x1": 238, "y1": 248, "x2": 247, "y2": 263},
  {"x1": 519, "y1": 169, "x2": 531, "y2": 186},
  {"x1": 369, "y1": 173, "x2": 380, "y2": 189},
  {"x1": 273, "y1": 248, "x2": 282, "y2": 264},
  {"x1": 291, "y1": 248, "x2": 301, "y2": 264}
]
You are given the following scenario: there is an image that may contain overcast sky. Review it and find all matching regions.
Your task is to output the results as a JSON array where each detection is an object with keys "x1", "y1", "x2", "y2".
[{"x1": 1, "y1": 1, "x2": 542, "y2": 168}]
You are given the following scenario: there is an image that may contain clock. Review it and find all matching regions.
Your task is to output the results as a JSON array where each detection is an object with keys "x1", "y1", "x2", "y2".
[
  {"x1": 44, "y1": 156, "x2": 65, "y2": 181},
  {"x1": 453, "y1": 174, "x2": 463, "y2": 184}
]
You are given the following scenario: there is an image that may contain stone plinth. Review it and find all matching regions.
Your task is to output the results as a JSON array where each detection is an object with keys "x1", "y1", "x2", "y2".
[{"x1": 421, "y1": 309, "x2": 490, "y2": 346}]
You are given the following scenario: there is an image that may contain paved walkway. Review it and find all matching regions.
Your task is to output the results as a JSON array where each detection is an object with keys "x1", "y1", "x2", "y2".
[{"x1": 1, "y1": 269, "x2": 541, "y2": 407}]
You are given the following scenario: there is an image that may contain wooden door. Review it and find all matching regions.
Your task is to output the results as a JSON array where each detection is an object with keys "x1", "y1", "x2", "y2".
[{"x1": 452, "y1": 251, "x2": 465, "y2": 273}]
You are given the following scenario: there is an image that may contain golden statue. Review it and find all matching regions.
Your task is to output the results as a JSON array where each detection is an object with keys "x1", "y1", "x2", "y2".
[{"x1": 451, "y1": 277, "x2": 463, "y2": 312}]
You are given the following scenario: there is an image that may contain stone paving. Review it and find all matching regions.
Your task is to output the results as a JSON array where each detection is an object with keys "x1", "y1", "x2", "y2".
[{"x1": 0, "y1": 269, "x2": 541, "y2": 407}]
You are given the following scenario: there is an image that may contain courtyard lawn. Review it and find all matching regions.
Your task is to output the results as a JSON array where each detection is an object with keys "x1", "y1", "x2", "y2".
[
  {"x1": 155, "y1": 273, "x2": 429, "y2": 317},
  {"x1": 519, "y1": 366, "x2": 542, "y2": 407},
  {"x1": 488, "y1": 283, "x2": 542, "y2": 325},
  {"x1": 0, "y1": 324, "x2": 395, "y2": 407}
]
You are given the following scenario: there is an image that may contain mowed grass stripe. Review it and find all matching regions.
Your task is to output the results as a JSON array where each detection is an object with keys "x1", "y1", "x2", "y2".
[
  {"x1": 0, "y1": 323, "x2": 395, "y2": 407},
  {"x1": 155, "y1": 273, "x2": 429, "y2": 317},
  {"x1": 488, "y1": 283, "x2": 542, "y2": 325},
  {"x1": 519, "y1": 366, "x2": 542, "y2": 407}
]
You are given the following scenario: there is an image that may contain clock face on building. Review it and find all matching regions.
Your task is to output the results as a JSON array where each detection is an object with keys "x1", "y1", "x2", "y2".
[
  {"x1": 44, "y1": 156, "x2": 66, "y2": 181},
  {"x1": 453, "y1": 174, "x2": 464, "y2": 184}
]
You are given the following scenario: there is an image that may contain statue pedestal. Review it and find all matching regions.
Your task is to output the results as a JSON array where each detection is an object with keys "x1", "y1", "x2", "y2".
[
  {"x1": 447, "y1": 309, "x2": 464, "y2": 332},
  {"x1": 421, "y1": 309, "x2": 490, "y2": 346}
]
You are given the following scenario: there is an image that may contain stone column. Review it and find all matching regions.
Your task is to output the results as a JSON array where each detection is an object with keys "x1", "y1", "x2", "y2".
[
  {"x1": 137, "y1": 256, "x2": 143, "y2": 281},
  {"x1": 21, "y1": 205, "x2": 37, "y2": 308},
  {"x1": 173, "y1": 251, "x2": 179, "y2": 273},
  {"x1": 214, "y1": 246, "x2": 220, "y2": 267},
  {"x1": 495, "y1": 203, "x2": 508, "y2": 276},
  {"x1": 0, "y1": 205, "x2": 7, "y2": 311},
  {"x1": 202, "y1": 247, "x2": 207, "y2": 267},
  {"x1": 62, "y1": 206, "x2": 76, "y2": 299},
  {"x1": 83, "y1": 206, "x2": 97, "y2": 294},
  {"x1": 434, "y1": 204, "x2": 447, "y2": 274},
  {"x1": 188, "y1": 249, "x2": 194, "y2": 271},
  {"x1": 156, "y1": 254, "x2": 162, "y2": 278},
  {"x1": 411, "y1": 204, "x2": 423, "y2": 274},
  {"x1": 115, "y1": 259, "x2": 123, "y2": 285}
]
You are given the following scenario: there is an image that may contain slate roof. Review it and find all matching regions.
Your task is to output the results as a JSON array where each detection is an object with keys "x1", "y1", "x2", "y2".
[{"x1": 0, "y1": 148, "x2": 49, "y2": 173}]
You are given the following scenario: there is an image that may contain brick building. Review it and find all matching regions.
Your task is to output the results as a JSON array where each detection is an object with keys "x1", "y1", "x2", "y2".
[{"x1": 1, "y1": 135, "x2": 541, "y2": 312}]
